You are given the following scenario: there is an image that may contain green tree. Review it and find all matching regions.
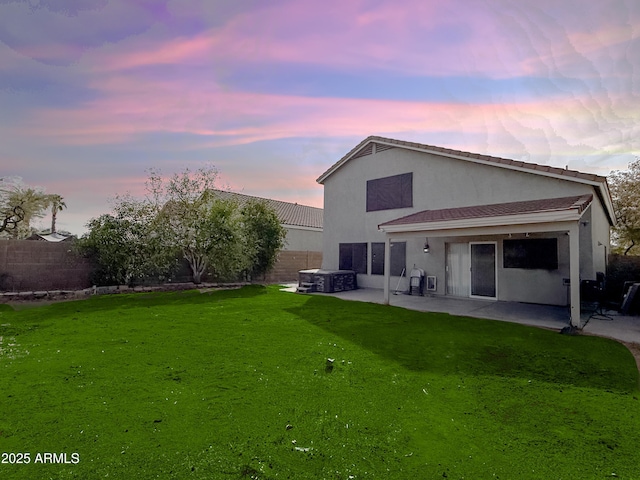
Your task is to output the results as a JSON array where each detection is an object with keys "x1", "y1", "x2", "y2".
[
  {"x1": 80, "y1": 165, "x2": 287, "y2": 285},
  {"x1": 79, "y1": 214, "x2": 139, "y2": 285},
  {"x1": 78, "y1": 197, "x2": 176, "y2": 286},
  {"x1": 0, "y1": 178, "x2": 49, "y2": 238},
  {"x1": 0, "y1": 178, "x2": 26, "y2": 234},
  {"x1": 173, "y1": 198, "x2": 243, "y2": 283},
  {"x1": 150, "y1": 166, "x2": 242, "y2": 283},
  {"x1": 609, "y1": 158, "x2": 640, "y2": 255},
  {"x1": 240, "y1": 199, "x2": 286, "y2": 280},
  {"x1": 47, "y1": 194, "x2": 67, "y2": 234}
]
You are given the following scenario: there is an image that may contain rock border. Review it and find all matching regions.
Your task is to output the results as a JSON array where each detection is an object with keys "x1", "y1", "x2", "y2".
[{"x1": 0, "y1": 282, "x2": 252, "y2": 305}]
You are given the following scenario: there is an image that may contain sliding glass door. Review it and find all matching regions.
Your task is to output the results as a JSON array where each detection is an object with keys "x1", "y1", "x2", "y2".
[{"x1": 470, "y1": 242, "x2": 497, "y2": 299}]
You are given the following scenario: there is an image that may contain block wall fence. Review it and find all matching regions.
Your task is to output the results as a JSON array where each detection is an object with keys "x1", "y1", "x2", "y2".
[
  {"x1": 262, "y1": 250, "x2": 323, "y2": 284},
  {"x1": 0, "y1": 240, "x2": 322, "y2": 292},
  {"x1": 606, "y1": 254, "x2": 640, "y2": 303},
  {"x1": 0, "y1": 240, "x2": 93, "y2": 291}
]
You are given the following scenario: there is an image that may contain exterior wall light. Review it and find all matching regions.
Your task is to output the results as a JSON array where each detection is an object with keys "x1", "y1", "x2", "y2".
[{"x1": 423, "y1": 239, "x2": 430, "y2": 253}]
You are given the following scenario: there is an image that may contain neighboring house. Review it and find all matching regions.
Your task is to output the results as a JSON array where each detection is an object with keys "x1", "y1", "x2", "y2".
[
  {"x1": 212, "y1": 190, "x2": 323, "y2": 282},
  {"x1": 317, "y1": 136, "x2": 616, "y2": 326},
  {"x1": 26, "y1": 232, "x2": 73, "y2": 242},
  {"x1": 212, "y1": 189, "x2": 323, "y2": 251}
]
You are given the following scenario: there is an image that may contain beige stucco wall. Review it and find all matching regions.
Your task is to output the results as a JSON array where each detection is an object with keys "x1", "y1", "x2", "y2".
[
  {"x1": 283, "y1": 226, "x2": 323, "y2": 252},
  {"x1": 321, "y1": 145, "x2": 611, "y2": 306},
  {"x1": 589, "y1": 199, "x2": 612, "y2": 276},
  {"x1": 358, "y1": 233, "x2": 573, "y2": 306}
]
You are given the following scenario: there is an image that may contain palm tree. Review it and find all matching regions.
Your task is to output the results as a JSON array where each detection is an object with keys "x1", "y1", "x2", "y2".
[
  {"x1": 47, "y1": 194, "x2": 67, "y2": 234},
  {"x1": 6, "y1": 187, "x2": 48, "y2": 238},
  {"x1": 0, "y1": 178, "x2": 23, "y2": 234}
]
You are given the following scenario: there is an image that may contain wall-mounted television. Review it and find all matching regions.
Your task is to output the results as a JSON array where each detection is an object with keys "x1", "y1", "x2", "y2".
[{"x1": 503, "y1": 238, "x2": 558, "y2": 270}]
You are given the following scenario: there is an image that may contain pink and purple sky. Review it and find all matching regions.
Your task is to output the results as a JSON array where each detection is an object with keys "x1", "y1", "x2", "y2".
[{"x1": 1, "y1": 0, "x2": 638, "y2": 235}]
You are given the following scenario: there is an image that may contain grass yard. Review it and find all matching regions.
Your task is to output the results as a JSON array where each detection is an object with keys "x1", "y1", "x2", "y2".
[{"x1": 0, "y1": 285, "x2": 639, "y2": 479}]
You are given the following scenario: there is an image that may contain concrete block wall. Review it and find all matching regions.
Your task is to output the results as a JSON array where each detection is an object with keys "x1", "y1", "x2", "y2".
[
  {"x1": 263, "y1": 250, "x2": 322, "y2": 284},
  {"x1": 0, "y1": 241, "x2": 321, "y2": 292},
  {"x1": 0, "y1": 240, "x2": 93, "y2": 292},
  {"x1": 606, "y1": 254, "x2": 640, "y2": 303}
]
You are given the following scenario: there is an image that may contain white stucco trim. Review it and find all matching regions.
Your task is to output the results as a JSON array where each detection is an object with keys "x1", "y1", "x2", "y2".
[
  {"x1": 381, "y1": 221, "x2": 576, "y2": 239},
  {"x1": 569, "y1": 222, "x2": 581, "y2": 326},
  {"x1": 285, "y1": 225, "x2": 323, "y2": 232},
  {"x1": 378, "y1": 209, "x2": 585, "y2": 234}
]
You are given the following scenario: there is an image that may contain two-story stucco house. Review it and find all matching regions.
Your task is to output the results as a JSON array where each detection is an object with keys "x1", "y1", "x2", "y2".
[{"x1": 317, "y1": 136, "x2": 616, "y2": 326}]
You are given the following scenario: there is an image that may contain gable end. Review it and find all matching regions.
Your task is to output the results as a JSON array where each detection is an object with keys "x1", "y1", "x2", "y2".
[{"x1": 352, "y1": 143, "x2": 373, "y2": 160}]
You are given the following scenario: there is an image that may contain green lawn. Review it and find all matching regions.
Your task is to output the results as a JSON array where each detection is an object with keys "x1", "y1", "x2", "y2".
[{"x1": 0, "y1": 286, "x2": 638, "y2": 479}]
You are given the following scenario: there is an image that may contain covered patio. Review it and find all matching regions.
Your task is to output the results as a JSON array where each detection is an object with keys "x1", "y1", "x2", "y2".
[{"x1": 378, "y1": 195, "x2": 596, "y2": 327}]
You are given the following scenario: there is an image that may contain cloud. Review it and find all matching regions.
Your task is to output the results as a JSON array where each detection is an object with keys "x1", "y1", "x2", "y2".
[
  {"x1": 2, "y1": 0, "x2": 639, "y2": 235},
  {"x1": 91, "y1": 0, "x2": 504, "y2": 77},
  {"x1": 17, "y1": 67, "x2": 638, "y2": 169},
  {"x1": 6, "y1": 0, "x2": 638, "y2": 177},
  {"x1": 4, "y1": 0, "x2": 638, "y2": 81},
  {"x1": 0, "y1": 0, "x2": 171, "y2": 65}
]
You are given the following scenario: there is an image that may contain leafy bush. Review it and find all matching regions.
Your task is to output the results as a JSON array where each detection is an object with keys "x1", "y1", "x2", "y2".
[{"x1": 78, "y1": 166, "x2": 286, "y2": 285}]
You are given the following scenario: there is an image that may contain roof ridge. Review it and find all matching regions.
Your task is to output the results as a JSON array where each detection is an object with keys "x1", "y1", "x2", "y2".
[
  {"x1": 368, "y1": 136, "x2": 606, "y2": 182},
  {"x1": 211, "y1": 189, "x2": 323, "y2": 229},
  {"x1": 211, "y1": 188, "x2": 322, "y2": 211},
  {"x1": 318, "y1": 136, "x2": 607, "y2": 185}
]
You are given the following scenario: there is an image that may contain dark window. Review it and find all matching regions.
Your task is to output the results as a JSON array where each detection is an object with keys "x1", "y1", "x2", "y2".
[
  {"x1": 339, "y1": 244, "x2": 351, "y2": 270},
  {"x1": 371, "y1": 242, "x2": 385, "y2": 275},
  {"x1": 339, "y1": 243, "x2": 367, "y2": 274},
  {"x1": 366, "y1": 173, "x2": 413, "y2": 212},
  {"x1": 390, "y1": 241, "x2": 406, "y2": 276},
  {"x1": 370, "y1": 241, "x2": 405, "y2": 276},
  {"x1": 503, "y1": 238, "x2": 558, "y2": 270}
]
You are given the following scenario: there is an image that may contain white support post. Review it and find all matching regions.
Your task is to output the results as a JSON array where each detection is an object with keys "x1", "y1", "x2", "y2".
[
  {"x1": 569, "y1": 223, "x2": 581, "y2": 327},
  {"x1": 383, "y1": 237, "x2": 391, "y2": 304}
]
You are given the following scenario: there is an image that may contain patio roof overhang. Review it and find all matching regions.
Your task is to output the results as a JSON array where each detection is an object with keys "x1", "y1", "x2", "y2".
[{"x1": 378, "y1": 194, "x2": 592, "y2": 236}]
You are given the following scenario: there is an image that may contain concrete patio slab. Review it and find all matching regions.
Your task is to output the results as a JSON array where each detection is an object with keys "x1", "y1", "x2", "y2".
[
  {"x1": 282, "y1": 284, "x2": 640, "y2": 345},
  {"x1": 581, "y1": 312, "x2": 640, "y2": 345}
]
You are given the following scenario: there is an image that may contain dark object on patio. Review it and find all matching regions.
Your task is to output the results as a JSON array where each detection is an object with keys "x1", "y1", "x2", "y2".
[
  {"x1": 581, "y1": 272, "x2": 612, "y2": 320},
  {"x1": 621, "y1": 283, "x2": 640, "y2": 316},
  {"x1": 560, "y1": 325, "x2": 580, "y2": 335},
  {"x1": 408, "y1": 266, "x2": 425, "y2": 296},
  {"x1": 297, "y1": 269, "x2": 356, "y2": 293}
]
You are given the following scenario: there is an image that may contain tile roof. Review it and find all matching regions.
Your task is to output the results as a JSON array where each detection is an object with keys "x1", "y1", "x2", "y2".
[
  {"x1": 317, "y1": 136, "x2": 607, "y2": 184},
  {"x1": 212, "y1": 190, "x2": 323, "y2": 229},
  {"x1": 379, "y1": 194, "x2": 593, "y2": 228}
]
